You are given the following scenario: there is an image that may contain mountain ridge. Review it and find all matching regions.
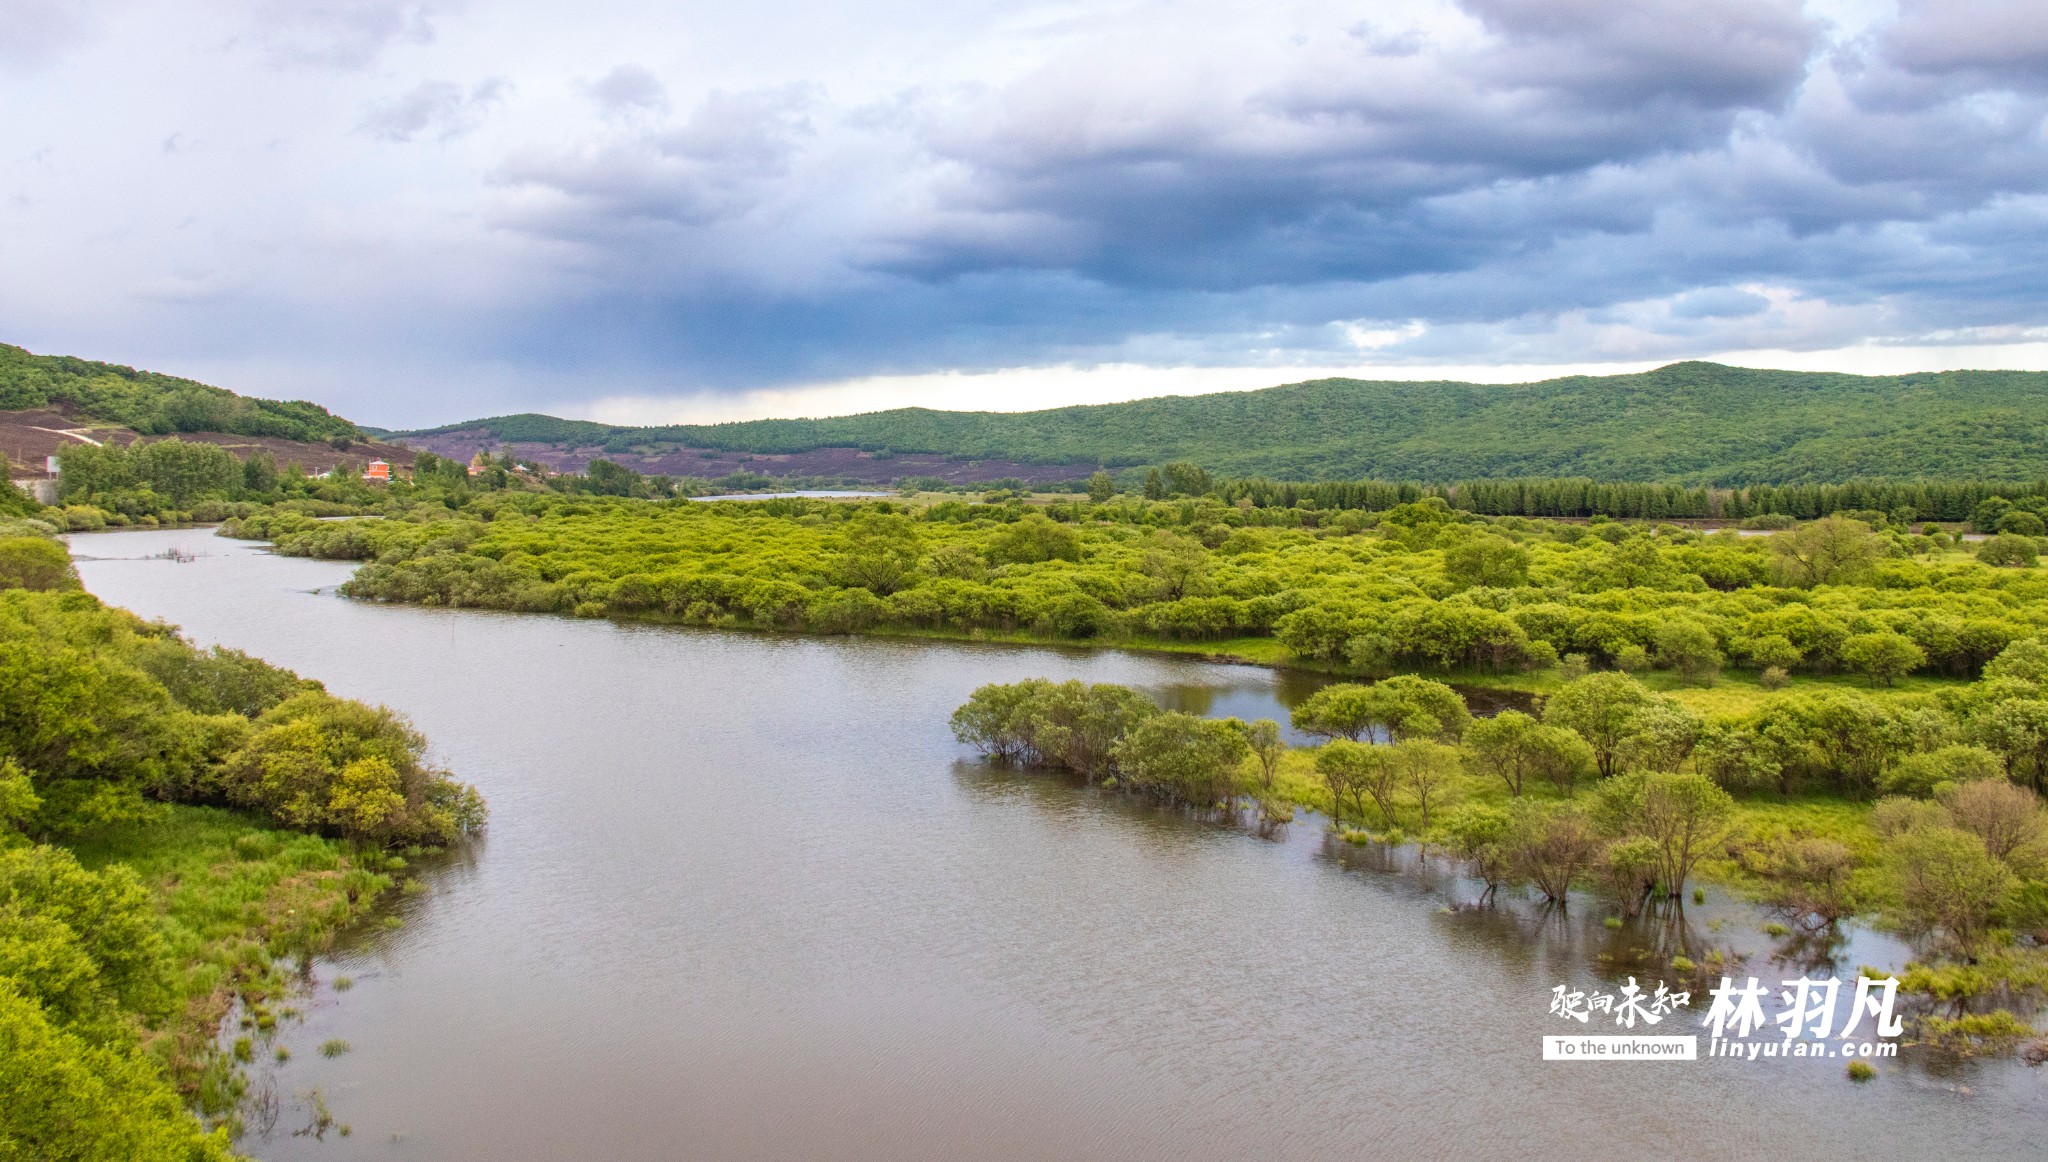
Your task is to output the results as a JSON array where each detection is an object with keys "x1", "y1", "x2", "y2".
[{"x1": 393, "y1": 361, "x2": 2048, "y2": 485}]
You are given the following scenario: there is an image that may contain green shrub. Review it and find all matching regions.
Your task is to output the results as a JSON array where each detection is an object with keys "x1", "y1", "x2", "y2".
[{"x1": 0, "y1": 537, "x2": 76, "y2": 592}]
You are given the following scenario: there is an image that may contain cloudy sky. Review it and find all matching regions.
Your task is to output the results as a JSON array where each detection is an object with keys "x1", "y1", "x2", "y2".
[{"x1": 3, "y1": 0, "x2": 2046, "y2": 428}]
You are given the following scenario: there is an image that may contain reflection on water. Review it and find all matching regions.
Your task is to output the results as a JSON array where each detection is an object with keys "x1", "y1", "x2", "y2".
[
  {"x1": 1147, "y1": 668, "x2": 1531, "y2": 745},
  {"x1": 66, "y1": 527, "x2": 2048, "y2": 1162}
]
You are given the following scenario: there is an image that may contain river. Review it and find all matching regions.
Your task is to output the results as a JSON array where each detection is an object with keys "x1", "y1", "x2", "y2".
[{"x1": 69, "y1": 526, "x2": 2045, "y2": 1160}]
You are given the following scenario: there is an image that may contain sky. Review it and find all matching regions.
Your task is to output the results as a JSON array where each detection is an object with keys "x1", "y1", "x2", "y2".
[{"x1": 2, "y1": 0, "x2": 2046, "y2": 429}]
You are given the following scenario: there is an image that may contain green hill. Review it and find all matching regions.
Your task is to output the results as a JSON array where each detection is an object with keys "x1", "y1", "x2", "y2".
[
  {"x1": 0, "y1": 343, "x2": 361, "y2": 444},
  {"x1": 404, "y1": 412, "x2": 614, "y2": 446},
  {"x1": 399, "y1": 362, "x2": 2048, "y2": 485}
]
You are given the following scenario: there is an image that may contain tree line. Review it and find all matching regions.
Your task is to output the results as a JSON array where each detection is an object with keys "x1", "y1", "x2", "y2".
[{"x1": 1208, "y1": 474, "x2": 2048, "y2": 524}]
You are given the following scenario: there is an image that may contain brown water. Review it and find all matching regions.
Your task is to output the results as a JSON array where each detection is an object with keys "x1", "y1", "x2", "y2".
[{"x1": 71, "y1": 527, "x2": 2046, "y2": 1160}]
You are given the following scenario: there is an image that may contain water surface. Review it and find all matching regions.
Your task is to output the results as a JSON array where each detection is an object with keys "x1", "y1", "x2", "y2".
[{"x1": 71, "y1": 527, "x2": 2045, "y2": 1160}]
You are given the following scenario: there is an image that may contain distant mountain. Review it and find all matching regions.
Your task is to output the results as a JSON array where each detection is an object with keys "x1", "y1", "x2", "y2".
[
  {"x1": 403, "y1": 412, "x2": 615, "y2": 447},
  {"x1": 396, "y1": 362, "x2": 2048, "y2": 485}
]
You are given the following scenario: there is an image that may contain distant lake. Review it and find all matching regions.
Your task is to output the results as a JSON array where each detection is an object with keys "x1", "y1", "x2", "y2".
[
  {"x1": 689, "y1": 489, "x2": 891, "y2": 501},
  {"x1": 68, "y1": 527, "x2": 2047, "y2": 1161}
]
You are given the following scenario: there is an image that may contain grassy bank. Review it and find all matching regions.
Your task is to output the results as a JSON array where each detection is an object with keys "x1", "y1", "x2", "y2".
[
  {"x1": 64, "y1": 806, "x2": 395, "y2": 1117},
  {"x1": 1, "y1": 525, "x2": 481, "y2": 1158}
]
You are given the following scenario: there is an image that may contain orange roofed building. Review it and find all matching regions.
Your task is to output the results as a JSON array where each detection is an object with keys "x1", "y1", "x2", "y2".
[{"x1": 364, "y1": 460, "x2": 391, "y2": 483}]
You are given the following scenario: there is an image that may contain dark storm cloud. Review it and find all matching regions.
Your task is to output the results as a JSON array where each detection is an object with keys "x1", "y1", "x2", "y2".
[{"x1": 461, "y1": 0, "x2": 2048, "y2": 387}]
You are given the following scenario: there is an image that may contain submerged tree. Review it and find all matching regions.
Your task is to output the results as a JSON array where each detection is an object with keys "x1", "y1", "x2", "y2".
[
  {"x1": 1506, "y1": 802, "x2": 1601, "y2": 906},
  {"x1": 1441, "y1": 803, "x2": 1513, "y2": 899},
  {"x1": 1593, "y1": 771, "x2": 1734, "y2": 902},
  {"x1": 1890, "y1": 827, "x2": 2013, "y2": 950},
  {"x1": 1393, "y1": 739, "x2": 1460, "y2": 831},
  {"x1": 1245, "y1": 719, "x2": 1285, "y2": 794},
  {"x1": 1316, "y1": 740, "x2": 1397, "y2": 828},
  {"x1": 1112, "y1": 712, "x2": 1250, "y2": 808}
]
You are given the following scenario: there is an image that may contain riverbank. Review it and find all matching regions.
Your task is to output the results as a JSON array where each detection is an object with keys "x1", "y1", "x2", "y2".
[
  {"x1": 65, "y1": 808, "x2": 398, "y2": 1123},
  {"x1": 1, "y1": 526, "x2": 482, "y2": 1157}
]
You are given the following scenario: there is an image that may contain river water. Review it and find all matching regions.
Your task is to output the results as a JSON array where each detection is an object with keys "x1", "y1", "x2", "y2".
[{"x1": 70, "y1": 527, "x2": 2045, "y2": 1160}]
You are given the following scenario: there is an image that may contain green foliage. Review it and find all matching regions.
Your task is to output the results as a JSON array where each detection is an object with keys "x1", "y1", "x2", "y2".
[
  {"x1": 0, "y1": 584, "x2": 483, "y2": 846},
  {"x1": 57, "y1": 440, "x2": 242, "y2": 508},
  {"x1": 1599, "y1": 835, "x2": 1663, "y2": 917},
  {"x1": 1654, "y1": 618, "x2": 1723, "y2": 685},
  {"x1": 0, "y1": 541, "x2": 466, "y2": 1155},
  {"x1": 1543, "y1": 674, "x2": 1662, "y2": 779},
  {"x1": 389, "y1": 411, "x2": 613, "y2": 446},
  {"x1": 1841, "y1": 632, "x2": 1927, "y2": 686},
  {"x1": 1506, "y1": 801, "x2": 1601, "y2": 904},
  {"x1": 1463, "y1": 710, "x2": 1593, "y2": 797},
  {"x1": 0, "y1": 342, "x2": 360, "y2": 444},
  {"x1": 950, "y1": 679, "x2": 1158, "y2": 778},
  {"x1": 984, "y1": 513, "x2": 1081, "y2": 565},
  {"x1": 1979, "y1": 534, "x2": 2040, "y2": 569},
  {"x1": 1290, "y1": 676, "x2": 1471, "y2": 744},
  {"x1": 1592, "y1": 770, "x2": 1735, "y2": 900},
  {"x1": 1112, "y1": 713, "x2": 1251, "y2": 807},
  {"x1": 223, "y1": 693, "x2": 486, "y2": 846},
  {"x1": 1440, "y1": 803, "x2": 1513, "y2": 891},
  {"x1": 1915, "y1": 1010, "x2": 2035, "y2": 1057},
  {"x1": 1769, "y1": 518, "x2": 1882, "y2": 587},
  {"x1": 44, "y1": 436, "x2": 392, "y2": 523},
  {"x1": 1889, "y1": 827, "x2": 2014, "y2": 948},
  {"x1": 1880, "y1": 745, "x2": 2004, "y2": 798},
  {"x1": 1443, "y1": 534, "x2": 1531, "y2": 589},
  {"x1": 0, "y1": 980, "x2": 235, "y2": 1161},
  {"x1": 0, "y1": 484, "x2": 39, "y2": 519},
  {"x1": 0, "y1": 537, "x2": 78, "y2": 592},
  {"x1": 221, "y1": 488, "x2": 2048, "y2": 715}
]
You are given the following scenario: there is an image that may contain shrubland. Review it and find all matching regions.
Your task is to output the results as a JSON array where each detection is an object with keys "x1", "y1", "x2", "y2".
[{"x1": 223, "y1": 489, "x2": 2048, "y2": 700}]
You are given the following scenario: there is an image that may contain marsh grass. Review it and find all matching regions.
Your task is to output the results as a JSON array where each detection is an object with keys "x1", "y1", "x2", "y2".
[{"x1": 64, "y1": 804, "x2": 394, "y2": 1105}]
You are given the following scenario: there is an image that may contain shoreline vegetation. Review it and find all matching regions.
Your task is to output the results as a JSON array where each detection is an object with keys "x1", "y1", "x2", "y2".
[
  {"x1": 192, "y1": 469, "x2": 2048, "y2": 1067},
  {"x1": 0, "y1": 520, "x2": 484, "y2": 1158}
]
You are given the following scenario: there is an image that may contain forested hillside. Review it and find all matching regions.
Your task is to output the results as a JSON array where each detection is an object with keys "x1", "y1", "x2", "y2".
[
  {"x1": 401, "y1": 362, "x2": 2048, "y2": 485},
  {"x1": 0, "y1": 343, "x2": 360, "y2": 444}
]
